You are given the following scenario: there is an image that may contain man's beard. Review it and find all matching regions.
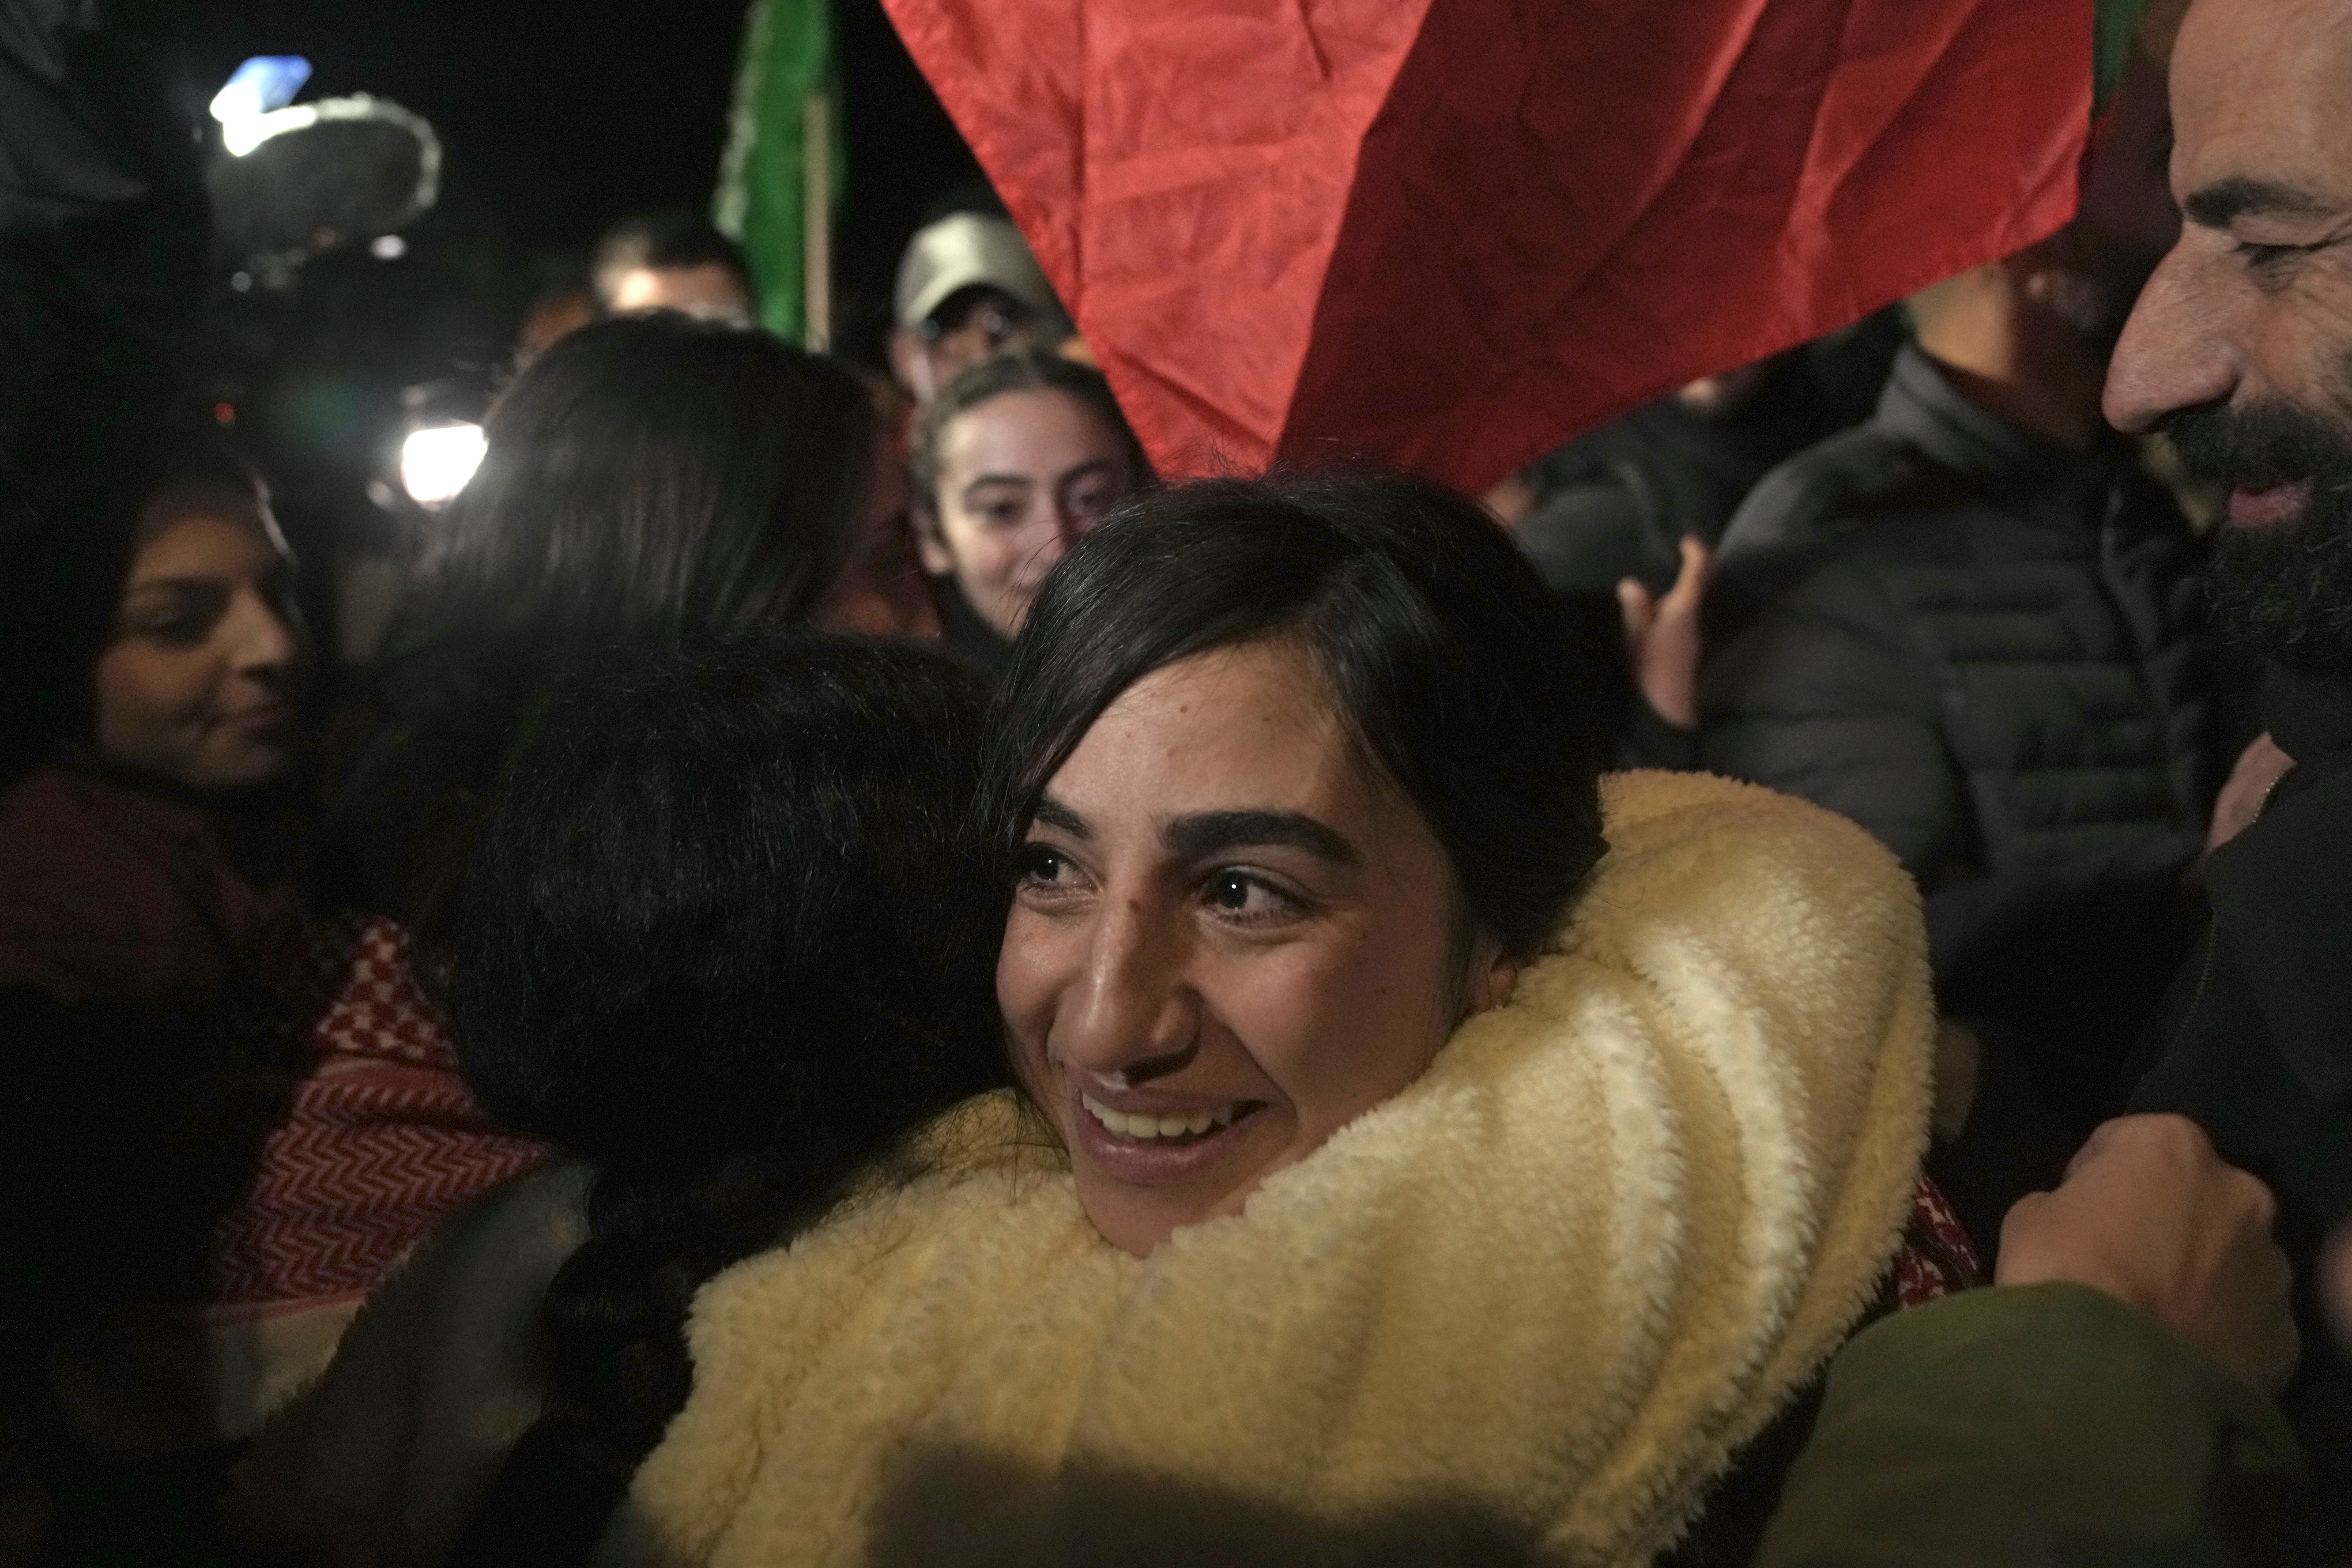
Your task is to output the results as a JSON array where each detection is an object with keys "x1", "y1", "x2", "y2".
[{"x1": 2170, "y1": 396, "x2": 2352, "y2": 678}]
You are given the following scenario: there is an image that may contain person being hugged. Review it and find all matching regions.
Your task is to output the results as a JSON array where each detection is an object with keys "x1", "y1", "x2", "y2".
[{"x1": 606, "y1": 473, "x2": 1950, "y2": 1566}]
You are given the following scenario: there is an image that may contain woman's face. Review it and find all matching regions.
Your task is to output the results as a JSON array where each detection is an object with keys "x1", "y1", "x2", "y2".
[
  {"x1": 918, "y1": 388, "x2": 1134, "y2": 640},
  {"x1": 997, "y1": 638, "x2": 1509, "y2": 1256},
  {"x1": 92, "y1": 482, "x2": 306, "y2": 792}
]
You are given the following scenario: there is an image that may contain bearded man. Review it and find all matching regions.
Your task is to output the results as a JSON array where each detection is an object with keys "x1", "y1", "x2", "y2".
[{"x1": 2103, "y1": 0, "x2": 2352, "y2": 1538}]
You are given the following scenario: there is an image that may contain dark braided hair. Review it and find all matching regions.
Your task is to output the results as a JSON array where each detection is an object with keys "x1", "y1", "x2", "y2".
[{"x1": 443, "y1": 637, "x2": 1008, "y2": 1566}]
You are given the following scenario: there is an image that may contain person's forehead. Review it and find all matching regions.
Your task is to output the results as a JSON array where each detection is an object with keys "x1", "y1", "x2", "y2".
[
  {"x1": 128, "y1": 505, "x2": 277, "y2": 582},
  {"x1": 2172, "y1": 0, "x2": 2352, "y2": 200},
  {"x1": 947, "y1": 389, "x2": 1124, "y2": 478},
  {"x1": 1055, "y1": 644, "x2": 1362, "y2": 821}
]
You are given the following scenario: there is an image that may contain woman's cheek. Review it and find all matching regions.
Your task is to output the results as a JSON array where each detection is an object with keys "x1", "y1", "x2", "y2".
[
  {"x1": 995, "y1": 908, "x2": 1061, "y2": 1081},
  {"x1": 94, "y1": 647, "x2": 207, "y2": 752},
  {"x1": 1251, "y1": 931, "x2": 1444, "y2": 1135}
]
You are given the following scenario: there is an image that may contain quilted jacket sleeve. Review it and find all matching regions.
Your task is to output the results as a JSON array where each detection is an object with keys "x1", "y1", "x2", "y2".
[{"x1": 1700, "y1": 559, "x2": 1964, "y2": 880}]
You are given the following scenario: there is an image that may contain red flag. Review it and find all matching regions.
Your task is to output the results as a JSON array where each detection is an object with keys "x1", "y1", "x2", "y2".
[{"x1": 885, "y1": 0, "x2": 2091, "y2": 494}]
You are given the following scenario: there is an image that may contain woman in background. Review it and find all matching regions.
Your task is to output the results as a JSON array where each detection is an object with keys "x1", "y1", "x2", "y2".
[
  {"x1": 322, "y1": 312, "x2": 885, "y2": 936},
  {"x1": 908, "y1": 349, "x2": 1149, "y2": 671},
  {"x1": 194, "y1": 314, "x2": 902, "y2": 1469},
  {"x1": 0, "y1": 437, "x2": 309, "y2": 1008},
  {"x1": 0, "y1": 428, "x2": 328, "y2": 1560}
]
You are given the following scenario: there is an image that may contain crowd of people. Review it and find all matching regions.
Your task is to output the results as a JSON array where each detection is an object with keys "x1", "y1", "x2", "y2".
[{"x1": 3, "y1": 0, "x2": 2351, "y2": 1561}]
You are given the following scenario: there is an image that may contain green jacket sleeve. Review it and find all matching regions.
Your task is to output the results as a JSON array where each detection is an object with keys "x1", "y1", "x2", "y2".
[{"x1": 1755, "y1": 1283, "x2": 2307, "y2": 1567}]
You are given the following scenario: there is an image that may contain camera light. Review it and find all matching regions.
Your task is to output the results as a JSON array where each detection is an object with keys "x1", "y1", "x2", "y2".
[
  {"x1": 400, "y1": 423, "x2": 487, "y2": 509},
  {"x1": 211, "y1": 57, "x2": 312, "y2": 128}
]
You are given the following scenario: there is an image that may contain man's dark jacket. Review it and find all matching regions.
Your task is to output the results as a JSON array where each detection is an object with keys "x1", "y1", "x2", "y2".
[
  {"x1": 1512, "y1": 311, "x2": 1902, "y2": 599},
  {"x1": 2131, "y1": 667, "x2": 2352, "y2": 1553},
  {"x1": 1700, "y1": 345, "x2": 2227, "y2": 1167}
]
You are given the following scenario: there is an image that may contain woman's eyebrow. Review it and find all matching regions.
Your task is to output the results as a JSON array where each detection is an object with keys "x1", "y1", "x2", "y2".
[
  {"x1": 1162, "y1": 810, "x2": 1360, "y2": 867},
  {"x1": 1030, "y1": 795, "x2": 1091, "y2": 839},
  {"x1": 121, "y1": 577, "x2": 229, "y2": 602}
]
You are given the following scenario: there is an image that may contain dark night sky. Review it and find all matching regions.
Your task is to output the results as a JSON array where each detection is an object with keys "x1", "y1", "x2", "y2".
[{"x1": 127, "y1": 0, "x2": 982, "y2": 346}]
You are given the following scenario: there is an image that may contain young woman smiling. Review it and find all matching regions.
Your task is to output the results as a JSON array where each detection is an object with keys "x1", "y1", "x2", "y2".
[
  {"x1": 908, "y1": 349, "x2": 1150, "y2": 670},
  {"x1": 589, "y1": 474, "x2": 1962, "y2": 1566}
]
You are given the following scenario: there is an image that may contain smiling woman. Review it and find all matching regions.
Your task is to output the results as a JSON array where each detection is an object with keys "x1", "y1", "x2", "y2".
[
  {"x1": 986, "y1": 475, "x2": 1606, "y2": 1253},
  {"x1": 0, "y1": 426, "x2": 332, "y2": 1551},
  {"x1": 909, "y1": 349, "x2": 1151, "y2": 667},
  {"x1": 599, "y1": 474, "x2": 1951, "y2": 1567}
]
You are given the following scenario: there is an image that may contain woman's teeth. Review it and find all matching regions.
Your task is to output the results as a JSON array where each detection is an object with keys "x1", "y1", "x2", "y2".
[{"x1": 1080, "y1": 1093, "x2": 1239, "y2": 1141}]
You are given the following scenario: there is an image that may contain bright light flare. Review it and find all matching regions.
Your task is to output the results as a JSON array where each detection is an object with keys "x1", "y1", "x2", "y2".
[
  {"x1": 400, "y1": 423, "x2": 487, "y2": 509},
  {"x1": 222, "y1": 102, "x2": 317, "y2": 157},
  {"x1": 211, "y1": 56, "x2": 311, "y2": 129}
]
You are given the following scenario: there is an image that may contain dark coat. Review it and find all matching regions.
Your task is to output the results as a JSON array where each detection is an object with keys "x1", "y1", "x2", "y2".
[
  {"x1": 1700, "y1": 347, "x2": 2226, "y2": 1141},
  {"x1": 1511, "y1": 311, "x2": 1902, "y2": 599},
  {"x1": 2131, "y1": 667, "x2": 2352, "y2": 1553}
]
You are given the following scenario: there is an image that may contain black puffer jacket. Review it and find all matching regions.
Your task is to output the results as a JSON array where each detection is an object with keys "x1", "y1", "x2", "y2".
[{"x1": 1700, "y1": 345, "x2": 2230, "y2": 1141}]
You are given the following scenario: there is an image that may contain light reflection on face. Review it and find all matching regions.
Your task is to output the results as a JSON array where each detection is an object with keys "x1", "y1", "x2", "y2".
[{"x1": 995, "y1": 640, "x2": 1507, "y2": 1257}]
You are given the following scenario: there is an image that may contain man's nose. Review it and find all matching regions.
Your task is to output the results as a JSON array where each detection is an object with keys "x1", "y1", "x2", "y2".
[
  {"x1": 2104, "y1": 245, "x2": 2240, "y2": 433},
  {"x1": 1052, "y1": 895, "x2": 1199, "y2": 1086}
]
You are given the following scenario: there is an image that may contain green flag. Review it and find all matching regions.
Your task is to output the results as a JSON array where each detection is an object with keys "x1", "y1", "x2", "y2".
[
  {"x1": 715, "y1": 0, "x2": 843, "y2": 346},
  {"x1": 2095, "y1": 0, "x2": 2150, "y2": 107}
]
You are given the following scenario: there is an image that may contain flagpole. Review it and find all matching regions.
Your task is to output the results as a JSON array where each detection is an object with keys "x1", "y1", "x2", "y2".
[{"x1": 803, "y1": 90, "x2": 831, "y2": 353}]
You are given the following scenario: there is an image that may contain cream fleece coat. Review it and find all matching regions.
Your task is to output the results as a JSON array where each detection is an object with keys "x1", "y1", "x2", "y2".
[{"x1": 601, "y1": 771, "x2": 1935, "y2": 1567}]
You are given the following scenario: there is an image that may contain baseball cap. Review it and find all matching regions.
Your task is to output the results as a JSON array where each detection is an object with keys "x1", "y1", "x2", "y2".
[{"x1": 893, "y1": 213, "x2": 1070, "y2": 333}]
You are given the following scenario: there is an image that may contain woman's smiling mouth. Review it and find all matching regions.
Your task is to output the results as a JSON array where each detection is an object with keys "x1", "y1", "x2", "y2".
[
  {"x1": 1079, "y1": 1092, "x2": 1251, "y2": 1141},
  {"x1": 1067, "y1": 1089, "x2": 1271, "y2": 1187}
]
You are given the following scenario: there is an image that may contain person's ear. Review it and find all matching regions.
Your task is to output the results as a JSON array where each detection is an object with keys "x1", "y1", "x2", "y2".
[
  {"x1": 912, "y1": 502, "x2": 956, "y2": 577},
  {"x1": 1464, "y1": 934, "x2": 1522, "y2": 1015}
]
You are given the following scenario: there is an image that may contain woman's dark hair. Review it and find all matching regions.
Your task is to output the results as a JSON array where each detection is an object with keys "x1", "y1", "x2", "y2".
[
  {"x1": 397, "y1": 314, "x2": 871, "y2": 655},
  {"x1": 908, "y1": 347, "x2": 1151, "y2": 516},
  {"x1": 445, "y1": 637, "x2": 1006, "y2": 1567},
  {"x1": 981, "y1": 472, "x2": 1609, "y2": 962},
  {"x1": 323, "y1": 314, "x2": 875, "y2": 929}
]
